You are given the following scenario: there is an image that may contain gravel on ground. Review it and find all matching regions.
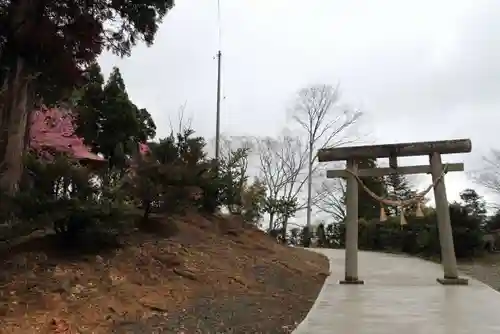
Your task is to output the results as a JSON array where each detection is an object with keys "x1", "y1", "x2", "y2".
[{"x1": 458, "y1": 253, "x2": 500, "y2": 291}]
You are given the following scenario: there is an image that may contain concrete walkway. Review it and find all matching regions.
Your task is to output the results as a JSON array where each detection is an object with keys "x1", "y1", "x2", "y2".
[{"x1": 293, "y1": 249, "x2": 500, "y2": 334}]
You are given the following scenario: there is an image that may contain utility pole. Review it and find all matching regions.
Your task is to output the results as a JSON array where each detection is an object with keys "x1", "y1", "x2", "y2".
[
  {"x1": 305, "y1": 120, "x2": 313, "y2": 246},
  {"x1": 215, "y1": 50, "x2": 222, "y2": 162},
  {"x1": 306, "y1": 133, "x2": 313, "y2": 227}
]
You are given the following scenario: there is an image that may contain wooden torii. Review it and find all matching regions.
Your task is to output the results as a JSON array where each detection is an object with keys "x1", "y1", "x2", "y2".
[{"x1": 318, "y1": 139, "x2": 471, "y2": 285}]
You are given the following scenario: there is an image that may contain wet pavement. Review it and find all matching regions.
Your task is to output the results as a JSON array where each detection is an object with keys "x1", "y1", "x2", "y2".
[{"x1": 293, "y1": 249, "x2": 500, "y2": 334}]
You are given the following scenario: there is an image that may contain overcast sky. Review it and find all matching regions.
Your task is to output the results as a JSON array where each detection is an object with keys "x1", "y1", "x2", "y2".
[{"x1": 99, "y1": 0, "x2": 500, "y2": 209}]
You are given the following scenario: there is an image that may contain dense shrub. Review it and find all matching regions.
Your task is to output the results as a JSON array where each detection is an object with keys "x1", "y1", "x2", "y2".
[
  {"x1": 299, "y1": 225, "x2": 312, "y2": 247},
  {"x1": 0, "y1": 125, "x2": 268, "y2": 254},
  {"x1": 309, "y1": 203, "x2": 484, "y2": 259},
  {"x1": 128, "y1": 129, "x2": 230, "y2": 218},
  {"x1": 0, "y1": 153, "x2": 137, "y2": 245}
]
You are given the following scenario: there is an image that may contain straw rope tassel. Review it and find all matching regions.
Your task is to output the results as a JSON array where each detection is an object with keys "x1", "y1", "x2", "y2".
[
  {"x1": 341, "y1": 164, "x2": 449, "y2": 226},
  {"x1": 415, "y1": 201, "x2": 424, "y2": 217},
  {"x1": 379, "y1": 205, "x2": 387, "y2": 222},
  {"x1": 399, "y1": 207, "x2": 407, "y2": 226}
]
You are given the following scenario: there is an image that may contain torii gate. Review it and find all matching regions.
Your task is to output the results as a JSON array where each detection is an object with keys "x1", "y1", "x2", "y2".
[{"x1": 317, "y1": 139, "x2": 471, "y2": 285}]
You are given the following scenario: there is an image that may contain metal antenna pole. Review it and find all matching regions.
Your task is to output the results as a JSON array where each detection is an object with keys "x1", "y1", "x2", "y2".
[
  {"x1": 214, "y1": 0, "x2": 223, "y2": 162},
  {"x1": 215, "y1": 50, "x2": 222, "y2": 161}
]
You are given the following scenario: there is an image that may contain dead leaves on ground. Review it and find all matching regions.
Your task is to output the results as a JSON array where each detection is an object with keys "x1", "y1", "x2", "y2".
[{"x1": 0, "y1": 214, "x2": 328, "y2": 334}]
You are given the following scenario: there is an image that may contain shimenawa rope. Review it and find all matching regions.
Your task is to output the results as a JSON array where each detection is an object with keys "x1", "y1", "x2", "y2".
[{"x1": 344, "y1": 164, "x2": 449, "y2": 224}]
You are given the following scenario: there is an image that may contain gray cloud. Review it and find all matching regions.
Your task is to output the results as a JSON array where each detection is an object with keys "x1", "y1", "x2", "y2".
[{"x1": 99, "y1": 0, "x2": 499, "y2": 207}]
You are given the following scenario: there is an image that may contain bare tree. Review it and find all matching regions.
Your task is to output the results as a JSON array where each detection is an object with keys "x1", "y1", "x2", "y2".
[
  {"x1": 257, "y1": 134, "x2": 326, "y2": 239},
  {"x1": 277, "y1": 135, "x2": 308, "y2": 238},
  {"x1": 220, "y1": 135, "x2": 255, "y2": 160},
  {"x1": 168, "y1": 102, "x2": 192, "y2": 134},
  {"x1": 315, "y1": 179, "x2": 347, "y2": 223},
  {"x1": 471, "y1": 149, "x2": 500, "y2": 205},
  {"x1": 290, "y1": 83, "x2": 361, "y2": 229},
  {"x1": 256, "y1": 136, "x2": 290, "y2": 231}
]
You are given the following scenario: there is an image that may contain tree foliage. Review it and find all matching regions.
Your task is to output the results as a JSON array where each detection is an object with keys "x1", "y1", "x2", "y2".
[
  {"x1": 1, "y1": 2, "x2": 495, "y2": 259},
  {"x1": 219, "y1": 147, "x2": 249, "y2": 214},
  {"x1": 74, "y1": 64, "x2": 156, "y2": 170},
  {"x1": 240, "y1": 179, "x2": 267, "y2": 224},
  {"x1": 0, "y1": 0, "x2": 174, "y2": 91},
  {"x1": 459, "y1": 188, "x2": 487, "y2": 221},
  {"x1": 0, "y1": 50, "x2": 269, "y2": 250},
  {"x1": 0, "y1": 0, "x2": 174, "y2": 193},
  {"x1": 308, "y1": 187, "x2": 488, "y2": 258},
  {"x1": 357, "y1": 158, "x2": 386, "y2": 220},
  {"x1": 384, "y1": 173, "x2": 420, "y2": 216}
]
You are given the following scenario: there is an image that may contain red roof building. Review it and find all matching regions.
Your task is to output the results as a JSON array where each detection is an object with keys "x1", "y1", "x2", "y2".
[{"x1": 29, "y1": 106, "x2": 105, "y2": 162}]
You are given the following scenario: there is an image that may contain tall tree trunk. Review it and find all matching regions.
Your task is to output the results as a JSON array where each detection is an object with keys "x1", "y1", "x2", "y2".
[
  {"x1": 281, "y1": 216, "x2": 288, "y2": 244},
  {"x1": 268, "y1": 212, "x2": 275, "y2": 232},
  {"x1": 0, "y1": 57, "x2": 31, "y2": 194},
  {"x1": 22, "y1": 92, "x2": 36, "y2": 152}
]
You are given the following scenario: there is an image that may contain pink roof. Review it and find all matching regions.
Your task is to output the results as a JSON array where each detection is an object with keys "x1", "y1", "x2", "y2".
[
  {"x1": 29, "y1": 107, "x2": 105, "y2": 162},
  {"x1": 29, "y1": 106, "x2": 150, "y2": 163},
  {"x1": 139, "y1": 143, "x2": 150, "y2": 155}
]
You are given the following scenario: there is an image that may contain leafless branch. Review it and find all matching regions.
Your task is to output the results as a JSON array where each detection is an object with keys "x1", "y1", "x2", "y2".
[
  {"x1": 220, "y1": 135, "x2": 254, "y2": 161},
  {"x1": 471, "y1": 149, "x2": 500, "y2": 195},
  {"x1": 291, "y1": 84, "x2": 361, "y2": 160},
  {"x1": 277, "y1": 135, "x2": 309, "y2": 201},
  {"x1": 289, "y1": 83, "x2": 362, "y2": 226},
  {"x1": 314, "y1": 179, "x2": 346, "y2": 223},
  {"x1": 256, "y1": 137, "x2": 290, "y2": 198},
  {"x1": 168, "y1": 101, "x2": 192, "y2": 134}
]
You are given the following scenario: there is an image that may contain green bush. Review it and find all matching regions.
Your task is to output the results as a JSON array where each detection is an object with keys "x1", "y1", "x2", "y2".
[
  {"x1": 0, "y1": 126, "x2": 251, "y2": 250},
  {"x1": 321, "y1": 204, "x2": 484, "y2": 259},
  {"x1": 127, "y1": 129, "x2": 227, "y2": 218},
  {"x1": 299, "y1": 225, "x2": 312, "y2": 247}
]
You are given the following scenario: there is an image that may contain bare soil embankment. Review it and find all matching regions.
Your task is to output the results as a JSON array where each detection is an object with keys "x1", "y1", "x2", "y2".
[{"x1": 0, "y1": 214, "x2": 328, "y2": 333}]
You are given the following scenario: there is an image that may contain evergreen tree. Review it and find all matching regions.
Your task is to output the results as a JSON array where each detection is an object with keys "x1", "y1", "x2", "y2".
[
  {"x1": 384, "y1": 174, "x2": 417, "y2": 216},
  {"x1": 74, "y1": 66, "x2": 156, "y2": 170},
  {"x1": 357, "y1": 158, "x2": 387, "y2": 221},
  {"x1": 460, "y1": 188, "x2": 487, "y2": 223},
  {"x1": 0, "y1": 0, "x2": 174, "y2": 193},
  {"x1": 73, "y1": 63, "x2": 106, "y2": 152}
]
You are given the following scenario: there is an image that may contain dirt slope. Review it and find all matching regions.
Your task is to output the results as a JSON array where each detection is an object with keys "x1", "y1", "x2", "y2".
[{"x1": 0, "y1": 214, "x2": 328, "y2": 333}]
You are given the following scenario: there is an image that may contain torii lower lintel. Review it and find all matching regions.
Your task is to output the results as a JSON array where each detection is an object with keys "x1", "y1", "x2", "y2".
[{"x1": 327, "y1": 163, "x2": 464, "y2": 178}]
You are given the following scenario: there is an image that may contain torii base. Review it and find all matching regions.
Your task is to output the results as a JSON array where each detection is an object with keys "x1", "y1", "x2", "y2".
[
  {"x1": 436, "y1": 277, "x2": 469, "y2": 285},
  {"x1": 339, "y1": 277, "x2": 365, "y2": 285}
]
